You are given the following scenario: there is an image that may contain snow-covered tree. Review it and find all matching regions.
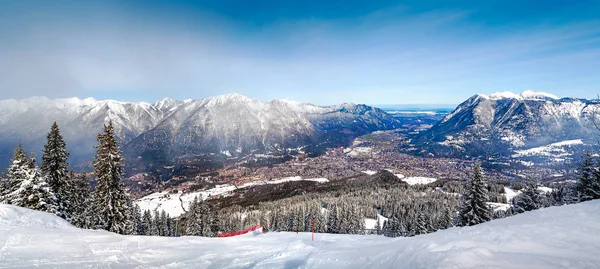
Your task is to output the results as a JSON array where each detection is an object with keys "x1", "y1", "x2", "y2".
[
  {"x1": 131, "y1": 204, "x2": 143, "y2": 235},
  {"x1": 413, "y1": 212, "x2": 429, "y2": 235},
  {"x1": 459, "y1": 163, "x2": 492, "y2": 226},
  {"x1": 185, "y1": 197, "x2": 201, "y2": 235},
  {"x1": 151, "y1": 211, "x2": 161, "y2": 236},
  {"x1": 142, "y1": 210, "x2": 152, "y2": 235},
  {"x1": 67, "y1": 173, "x2": 92, "y2": 228},
  {"x1": 41, "y1": 122, "x2": 72, "y2": 219},
  {"x1": 92, "y1": 121, "x2": 132, "y2": 234},
  {"x1": 1, "y1": 144, "x2": 27, "y2": 203},
  {"x1": 2, "y1": 148, "x2": 57, "y2": 213},
  {"x1": 512, "y1": 180, "x2": 547, "y2": 213},
  {"x1": 578, "y1": 153, "x2": 600, "y2": 201}
]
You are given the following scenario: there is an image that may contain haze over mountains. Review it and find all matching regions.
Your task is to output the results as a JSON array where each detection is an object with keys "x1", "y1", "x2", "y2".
[{"x1": 0, "y1": 93, "x2": 400, "y2": 169}]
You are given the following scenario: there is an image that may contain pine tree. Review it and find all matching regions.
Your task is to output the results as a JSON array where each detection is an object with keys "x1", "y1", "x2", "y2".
[
  {"x1": 142, "y1": 210, "x2": 152, "y2": 235},
  {"x1": 160, "y1": 210, "x2": 168, "y2": 236},
  {"x1": 413, "y1": 212, "x2": 429, "y2": 235},
  {"x1": 459, "y1": 163, "x2": 492, "y2": 226},
  {"x1": 67, "y1": 173, "x2": 92, "y2": 228},
  {"x1": 1, "y1": 144, "x2": 27, "y2": 203},
  {"x1": 592, "y1": 159, "x2": 600, "y2": 200},
  {"x1": 92, "y1": 121, "x2": 132, "y2": 234},
  {"x1": 513, "y1": 181, "x2": 544, "y2": 213},
  {"x1": 577, "y1": 153, "x2": 597, "y2": 201},
  {"x1": 151, "y1": 211, "x2": 161, "y2": 236},
  {"x1": 166, "y1": 215, "x2": 174, "y2": 237},
  {"x1": 41, "y1": 122, "x2": 71, "y2": 219},
  {"x1": 327, "y1": 204, "x2": 339, "y2": 233},
  {"x1": 185, "y1": 196, "x2": 201, "y2": 235},
  {"x1": 3, "y1": 151, "x2": 57, "y2": 213}
]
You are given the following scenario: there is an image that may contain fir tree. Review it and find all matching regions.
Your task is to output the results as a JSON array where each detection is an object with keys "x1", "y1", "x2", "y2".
[
  {"x1": 3, "y1": 151, "x2": 57, "y2": 213},
  {"x1": 513, "y1": 180, "x2": 545, "y2": 213},
  {"x1": 152, "y1": 211, "x2": 161, "y2": 236},
  {"x1": 92, "y1": 121, "x2": 132, "y2": 234},
  {"x1": 132, "y1": 205, "x2": 143, "y2": 235},
  {"x1": 1, "y1": 144, "x2": 27, "y2": 203},
  {"x1": 577, "y1": 153, "x2": 597, "y2": 201},
  {"x1": 67, "y1": 173, "x2": 92, "y2": 228},
  {"x1": 185, "y1": 196, "x2": 201, "y2": 235},
  {"x1": 459, "y1": 163, "x2": 492, "y2": 226},
  {"x1": 413, "y1": 212, "x2": 429, "y2": 235},
  {"x1": 41, "y1": 122, "x2": 71, "y2": 219},
  {"x1": 142, "y1": 210, "x2": 153, "y2": 235},
  {"x1": 160, "y1": 210, "x2": 168, "y2": 236}
]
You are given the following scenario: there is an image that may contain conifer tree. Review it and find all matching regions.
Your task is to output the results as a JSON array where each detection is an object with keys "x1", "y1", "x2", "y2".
[
  {"x1": 459, "y1": 163, "x2": 492, "y2": 226},
  {"x1": 3, "y1": 150, "x2": 57, "y2": 213},
  {"x1": 142, "y1": 210, "x2": 153, "y2": 235},
  {"x1": 159, "y1": 210, "x2": 168, "y2": 236},
  {"x1": 67, "y1": 173, "x2": 92, "y2": 228},
  {"x1": 513, "y1": 180, "x2": 545, "y2": 213},
  {"x1": 166, "y1": 215, "x2": 174, "y2": 237},
  {"x1": 41, "y1": 122, "x2": 71, "y2": 219},
  {"x1": 92, "y1": 121, "x2": 132, "y2": 234},
  {"x1": 577, "y1": 153, "x2": 596, "y2": 201},
  {"x1": 1, "y1": 144, "x2": 27, "y2": 203},
  {"x1": 578, "y1": 153, "x2": 600, "y2": 201},
  {"x1": 151, "y1": 211, "x2": 161, "y2": 236},
  {"x1": 132, "y1": 205, "x2": 143, "y2": 235},
  {"x1": 185, "y1": 197, "x2": 201, "y2": 235},
  {"x1": 413, "y1": 212, "x2": 429, "y2": 235}
]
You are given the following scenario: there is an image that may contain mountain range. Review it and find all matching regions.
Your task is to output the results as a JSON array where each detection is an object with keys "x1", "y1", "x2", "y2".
[
  {"x1": 411, "y1": 90, "x2": 600, "y2": 165},
  {"x1": 0, "y1": 94, "x2": 400, "y2": 169}
]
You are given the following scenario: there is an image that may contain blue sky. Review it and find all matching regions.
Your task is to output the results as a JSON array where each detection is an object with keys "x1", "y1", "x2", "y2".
[{"x1": 0, "y1": 0, "x2": 598, "y2": 105}]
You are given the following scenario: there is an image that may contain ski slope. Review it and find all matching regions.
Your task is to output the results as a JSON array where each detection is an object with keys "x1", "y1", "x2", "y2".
[{"x1": 1, "y1": 201, "x2": 600, "y2": 268}]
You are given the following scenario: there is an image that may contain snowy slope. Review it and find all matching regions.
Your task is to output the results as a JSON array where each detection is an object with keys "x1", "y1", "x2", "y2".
[
  {"x1": 136, "y1": 177, "x2": 330, "y2": 217},
  {"x1": 2, "y1": 201, "x2": 600, "y2": 268},
  {"x1": 513, "y1": 139, "x2": 584, "y2": 158}
]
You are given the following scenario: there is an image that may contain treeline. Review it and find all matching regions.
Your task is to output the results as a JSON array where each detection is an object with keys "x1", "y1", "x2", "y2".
[
  {"x1": 181, "y1": 159, "x2": 594, "y2": 238},
  {"x1": 0, "y1": 122, "x2": 177, "y2": 237},
  {"x1": 180, "y1": 171, "x2": 464, "y2": 237}
]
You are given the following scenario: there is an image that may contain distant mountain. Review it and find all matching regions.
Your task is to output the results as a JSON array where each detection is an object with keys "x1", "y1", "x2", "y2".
[
  {"x1": 411, "y1": 90, "x2": 600, "y2": 166},
  {"x1": 123, "y1": 94, "x2": 400, "y2": 162},
  {"x1": 0, "y1": 94, "x2": 400, "y2": 170}
]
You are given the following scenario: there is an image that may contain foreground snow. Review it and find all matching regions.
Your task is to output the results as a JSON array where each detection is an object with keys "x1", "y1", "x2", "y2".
[{"x1": 1, "y1": 201, "x2": 600, "y2": 268}]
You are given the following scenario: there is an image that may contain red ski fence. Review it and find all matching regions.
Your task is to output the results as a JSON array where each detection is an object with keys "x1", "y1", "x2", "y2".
[{"x1": 217, "y1": 225, "x2": 262, "y2": 238}]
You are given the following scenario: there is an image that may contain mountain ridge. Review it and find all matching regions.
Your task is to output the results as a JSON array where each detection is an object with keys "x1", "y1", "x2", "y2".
[
  {"x1": 0, "y1": 93, "x2": 400, "y2": 170},
  {"x1": 411, "y1": 91, "x2": 599, "y2": 166}
]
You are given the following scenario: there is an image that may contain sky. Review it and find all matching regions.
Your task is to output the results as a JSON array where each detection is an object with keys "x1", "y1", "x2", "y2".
[{"x1": 0, "y1": 0, "x2": 599, "y2": 105}]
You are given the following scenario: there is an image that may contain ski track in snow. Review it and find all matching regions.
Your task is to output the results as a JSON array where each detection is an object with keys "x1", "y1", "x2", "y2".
[{"x1": 1, "y1": 201, "x2": 600, "y2": 268}]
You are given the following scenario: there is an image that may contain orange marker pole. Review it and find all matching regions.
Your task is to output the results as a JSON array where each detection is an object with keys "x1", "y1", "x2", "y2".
[{"x1": 312, "y1": 217, "x2": 315, "y2": 241}]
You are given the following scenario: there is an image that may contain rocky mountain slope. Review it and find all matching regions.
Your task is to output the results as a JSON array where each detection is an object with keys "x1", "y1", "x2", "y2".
[
  {"x1": 0, "y1": 94, "x2": 400, "y2": 169},
  {"x1": 411, "y1": 90, "x2": 600, "y2": 165}
]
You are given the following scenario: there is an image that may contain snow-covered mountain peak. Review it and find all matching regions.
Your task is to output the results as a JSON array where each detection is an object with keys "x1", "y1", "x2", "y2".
[
  {"x1": 154, "y1": 97, "x2": 181, "y2": 112},
  {"x1": 519, "y1": 90, "x2": 559, "y2": 100},
  {"x1": 479, "y1": 90, "x2": 560, "y2": 101},
  {"x1": 206, "y1": 93, "x2": 253, "y2": 104},
  {"x1": 487, "y1": 91, "x2": 522, "y2": 100}
]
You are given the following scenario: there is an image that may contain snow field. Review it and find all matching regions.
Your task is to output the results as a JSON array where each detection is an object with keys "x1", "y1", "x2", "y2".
[
  {"x1": 1, "y1": 201, "x2": 600, "y2": 268},
  {"x1": 136, "y1": 177, "x2": 330, "y2": 217},
  {"x1": 402, "y1": 177, "x2": 437, "y2": 185},
  {"x1": 512, "y1": 139, "x2": 584, "y2": 158}
]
